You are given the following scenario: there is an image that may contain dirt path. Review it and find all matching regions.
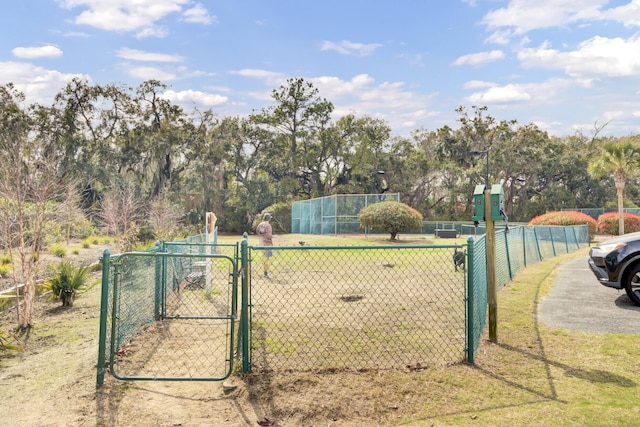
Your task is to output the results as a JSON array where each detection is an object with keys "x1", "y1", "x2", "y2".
[{"x1": 0, "y1": 244, "x2": 261, "y2": 427}]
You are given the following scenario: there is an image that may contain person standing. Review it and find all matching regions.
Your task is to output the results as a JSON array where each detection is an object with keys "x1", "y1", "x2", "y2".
[{"x1": 256, "y1": 213, "x2": 273, "y2": 278}]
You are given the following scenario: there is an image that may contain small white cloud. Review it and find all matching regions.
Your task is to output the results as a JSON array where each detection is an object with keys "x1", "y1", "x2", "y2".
[
  {"x1": 162, "y1": 89, "x2": 227, "y2": 107},
  {"x1": 467, "y1": 84, "x2": 532, "y2": 104},
  {"x1": 463, "y1": 80, "x2": 496, "y2": 89},
  {"x1": 128, "y1": 66, "x2": 177, "y2": 81},
  {"x1": 12, "y1": 45, "x2": 63, "y2": 59},
  {"x1": 183, "y1": 3, "x2": 216, "y2": 25},
  {"x1": 320, "y1": 40, "x2": 383, "y2": 56},
  {"x1": 116, "y1": 48, "x2": 182, "y2": 62},
  {"x1": 465, "y1": 78, "x2": 572, "y2": 105},
  {"x1": 135, "y1": 26, "x2": 169, "y2": 39},
  {"x1": 452, "y1": 50, "x2": 505, "y2": 66},
  {"x1": 230, "y1": 68, "x2": 286, "y2": 87},
  {"x1": 484, "y1": 29, "x2": 514, "y2": 45}
]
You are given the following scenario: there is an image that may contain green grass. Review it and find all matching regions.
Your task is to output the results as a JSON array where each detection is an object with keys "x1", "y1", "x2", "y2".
[
  {"x1": 49, "y1": 243, "x2": 67, "y2": 258},
  {"x1": 392, "y1": 248, "x2": 640, "y2": 426}
]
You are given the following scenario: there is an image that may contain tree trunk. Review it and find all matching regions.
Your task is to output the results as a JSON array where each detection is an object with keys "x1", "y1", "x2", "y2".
[
  {"x1": 17, "y1": 280, "x2": 35, "y2": 329},
  {"x1": 617, "y1": 186, "x2": 624, "y2": 235}
]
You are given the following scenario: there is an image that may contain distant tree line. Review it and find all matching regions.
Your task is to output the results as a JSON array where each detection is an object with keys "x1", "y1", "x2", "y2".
[{"x1": 1, "y1": 76, "x2": 639, "y2": 240}]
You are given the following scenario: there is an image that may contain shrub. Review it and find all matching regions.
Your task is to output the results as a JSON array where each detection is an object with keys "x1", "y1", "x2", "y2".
[
  {"x1": 43, "y1": 260, "x2": 95, "y2": 307},
  {"x1": 596, "y1": 212, "x2": 640, "y2": 235},
  {"x1": 72, "y1": 248, "x2": 80, "y2": 255},
  {"x1": 0, "y1": 264, "x2": 10, "y2": 277},
  {"x1": 0, "y1": 254, "x2": 11, "y2": 265},
  {"x1": 81, "y1": 238, "x2": 91, "y2": 248},
  {"x1": 49, "y1": 243, "x2": 67, "y2": 258},
  {"x1": 528, "y1": 211, "x2": 596, "y2": 239},
  {"x1": 358, "y1": 201, "x2": 423, "y2": 240}
]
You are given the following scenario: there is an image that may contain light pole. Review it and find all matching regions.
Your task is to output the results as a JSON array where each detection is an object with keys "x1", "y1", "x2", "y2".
[
  {"x1": 470, "y1": 150, "x2": 489, "y2": 188},
  {"x1": 470, "y1": 149, "x2": 497, "y2": 342}
]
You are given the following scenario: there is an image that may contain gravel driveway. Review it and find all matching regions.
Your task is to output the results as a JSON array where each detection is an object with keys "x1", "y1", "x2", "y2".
[{"x1": 538, "y1": 256, "x2": 640, "y2": 334}]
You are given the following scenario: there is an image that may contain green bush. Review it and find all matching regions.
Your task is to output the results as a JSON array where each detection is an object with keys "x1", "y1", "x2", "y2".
[
  {"x1": 596, "y1": 212, "x2": 640, "y2": 235},
  {"x1": 357, "y1": 201, "x2": 423, "y2": 240},
  {"x1": 49, "y1": 243, "x2": 67, "y2": 258},
  {"x1": 72, "y1": 248, "x2": 80, "y2": 255},
  {"x1": 0, "y1": 254, "x2": 11, "y2": 265},
  {"x1": 43, "y1": 260, "x2": 95, "y2": 307},
  {"x1": 528, "y1": 211, "x2": 596, "y2": 239},
  {"x1": 0, "y1": 264, "x2": 10, "y2": 277}
]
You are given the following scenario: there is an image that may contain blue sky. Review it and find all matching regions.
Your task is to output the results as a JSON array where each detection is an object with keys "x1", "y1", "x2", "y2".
[{"x1": 1, "y1": 0, "x2": 640, "y2": 137}]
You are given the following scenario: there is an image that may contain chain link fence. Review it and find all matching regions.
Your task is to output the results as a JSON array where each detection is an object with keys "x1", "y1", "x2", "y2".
[
  {"x1": 96, "y1": 230, "x2": 242, "y2": 385},
  {"x1": 247, "y1": 244, "x2": 468, "y2": 372},
  {"x1": 97, "y1": 223, "x2": 590, "y2": 385}
]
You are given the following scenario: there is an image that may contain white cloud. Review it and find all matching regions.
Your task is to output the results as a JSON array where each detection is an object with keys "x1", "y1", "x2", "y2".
[
  {"x1": 320, "y1": 40, "x2": 383, "y2": 56},
  {"x1": 465, "y1": 78, "x2": 572, "y2": 105},
  {"x1": 518, "y1": 34, "x2": 640, "y2": 79},
  {"x1": 128, "y1": 66, "x2": 177, "y2": 81},
  {"x1": 452, "y1": 50, "x2": 505, "y2": 66},
  {"x1": 598, "y1": 0, "x2": 640, "y2": 26},
  {"x1": 481, "y1": 0, "x2": 640, "y2": 44},
  {"x1": 464, "y1": 80, "x2": 496, "y2": 89},
  {"x1": 58, "y1": 0, "x2": 190, "y2": 37},
  {"x1": 116, "y1": 48, "x2": 182, "y2": 62},
  {"x1": 467, "y1": 84, "x2": 532, "y2": 103},
  {"x1": 12, "y1": 45, "x2": 63, "y2": 59},
  {"x1": 161, "y1": 89, "x2": 227, "y2": 107},
  {"x1": 182, "y1": 3, "x2": 215, "y2": 25},
  {"x1": 482, "y1": 0, "x2": 607, "y2": 34},
  {"x1": 309, "y1": 74, "x2": 438, "y2": 132},
  {"x1": 0, "y1": 61, "x2": 88, "y2": 105}
]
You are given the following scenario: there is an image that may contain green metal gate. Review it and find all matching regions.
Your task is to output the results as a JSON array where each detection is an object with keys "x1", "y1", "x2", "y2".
[{"x1": 97, "y1": 249, "x2": 239, "y2": 385}]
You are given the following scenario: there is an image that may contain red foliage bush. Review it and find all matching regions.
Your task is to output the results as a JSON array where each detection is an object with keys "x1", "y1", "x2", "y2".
[
  {"x1": 528, "y1": 211, "x2": 596, "y2": 238},
  {"x1": 596, "y1": 212, "x2": 640, "y2": 235}
]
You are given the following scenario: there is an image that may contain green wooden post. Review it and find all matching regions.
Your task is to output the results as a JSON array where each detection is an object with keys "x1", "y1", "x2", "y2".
[
  {"x1": 96, "y1": 249, "x2": 110, "y2": 388},
  {"x1": 240, "y1": 233, "x2": 251, "y2": 374},
  {"x1": 466, "y1": 237, "x2": 475, "y2": 365},
  {"x1": 485, "y1": 190, "x2": 498, "y2": 342}
]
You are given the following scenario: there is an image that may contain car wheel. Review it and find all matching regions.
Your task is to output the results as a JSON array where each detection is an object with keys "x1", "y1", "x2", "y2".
[{"x1": 624, "y1": 264, "x2": 640, "y2": 306}]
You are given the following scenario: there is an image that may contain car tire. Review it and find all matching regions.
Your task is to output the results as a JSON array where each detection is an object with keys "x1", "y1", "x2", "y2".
[{"x1": 624, "y1": 264, "x2": 640, "y2": 306}]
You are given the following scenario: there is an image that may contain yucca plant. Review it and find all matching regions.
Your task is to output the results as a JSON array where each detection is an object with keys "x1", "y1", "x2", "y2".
[{"x1": 44, "y1": 260, "x2": 94, "y2": 307}]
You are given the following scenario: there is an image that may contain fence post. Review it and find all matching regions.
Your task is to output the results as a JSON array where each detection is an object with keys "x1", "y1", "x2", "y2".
[
  {"x1": 550, "y1": 227, "x2": 557, "y2": 257},
  {"x1": 240, "y1": 233, "x2": 251, "y2": 374},
  {"x1": 154, "y1": 242, "x2": 163, "y2": 320},
  {"x1": 533, "y1": 227, "x2": 542, "y2": 261},
  {"x1": 466, "y1": 237, "x2": 475, "y2": 365},
  {"x1": 504, "y1": 230, "x2": 513, "y2": 280},
  {"x1": 522, "y1": 226, "x2": 527, "y2": 267},
  {"x1": 96, "y1": 249, "x2": 110, "y2": 388}
]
